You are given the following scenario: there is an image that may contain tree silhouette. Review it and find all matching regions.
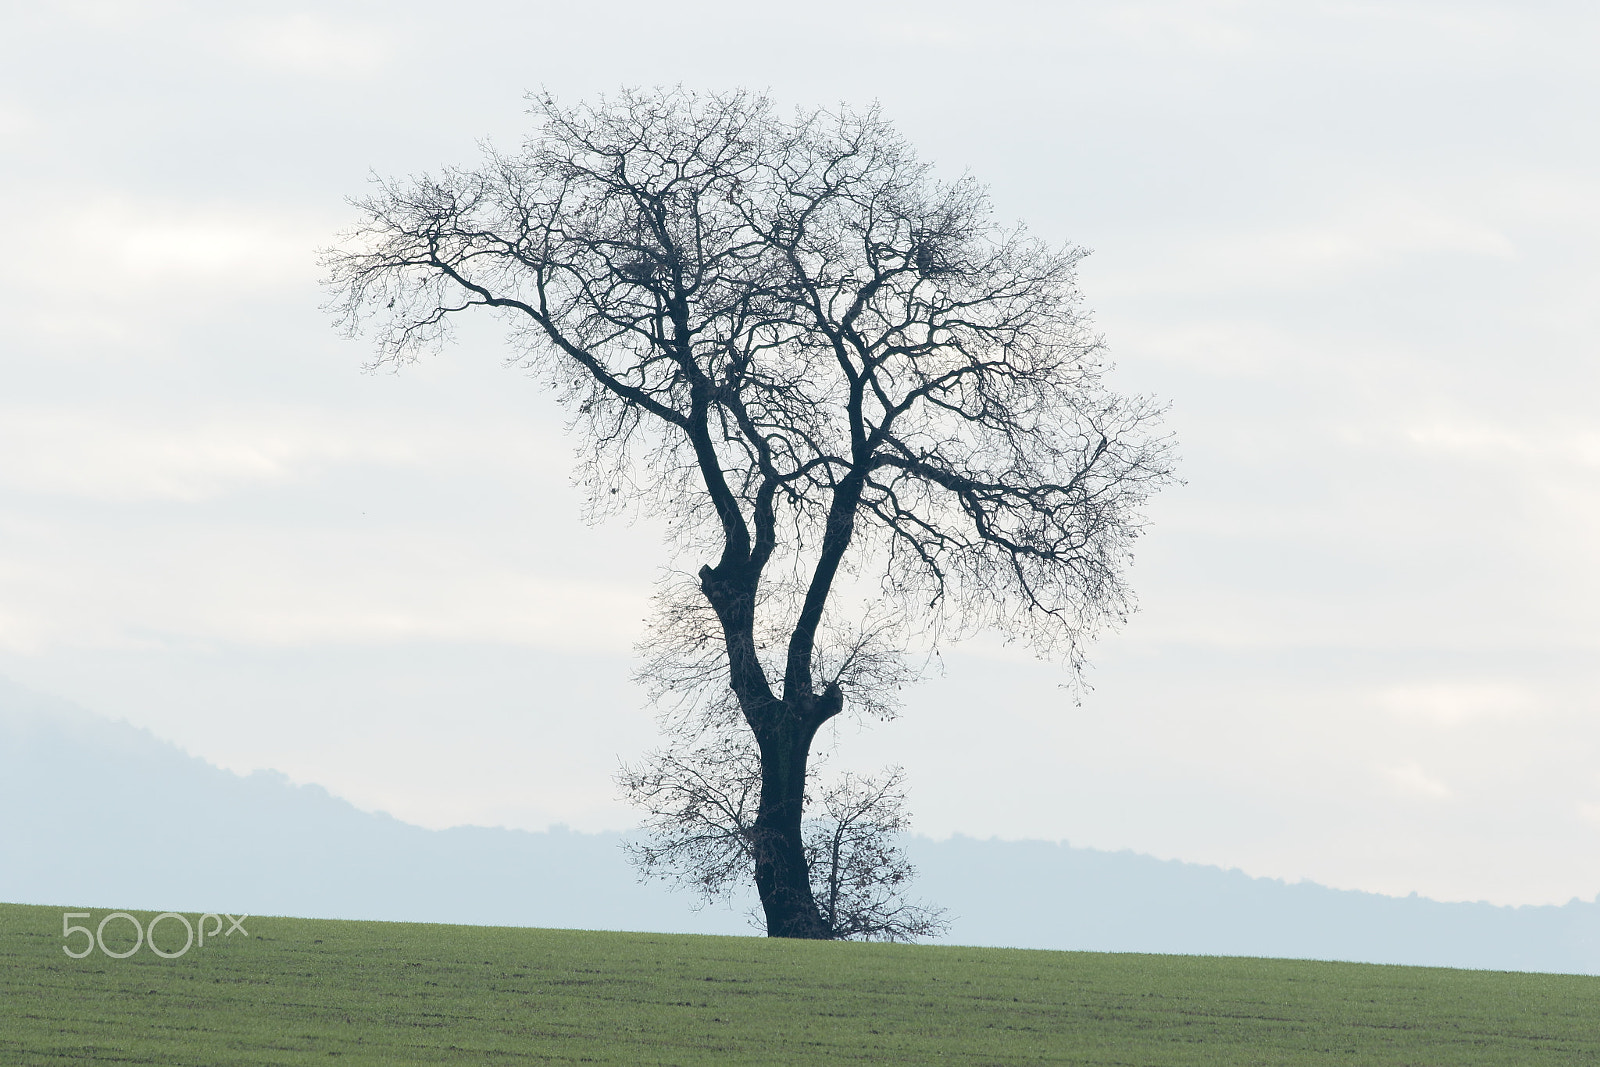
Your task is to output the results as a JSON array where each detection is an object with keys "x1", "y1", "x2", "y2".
[{"x1": 325, "y1": 87, "x2": 1176, "y2": 939}]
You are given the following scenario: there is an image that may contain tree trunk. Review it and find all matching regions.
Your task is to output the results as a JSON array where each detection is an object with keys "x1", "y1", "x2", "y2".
[
  {"x1": 699, "y1": 562, "x2": 838, "y2": 939},
  {"x1": 750, "y1": 715, "x2": 832, "y2": 939}
]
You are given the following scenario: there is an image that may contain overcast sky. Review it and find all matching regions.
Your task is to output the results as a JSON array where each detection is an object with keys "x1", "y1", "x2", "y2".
[{"x1": 3, "y1": 0, "x2": 1597, "y2": 907}]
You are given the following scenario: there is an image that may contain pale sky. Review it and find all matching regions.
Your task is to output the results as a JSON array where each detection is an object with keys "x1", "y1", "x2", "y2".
[{"x1": 3, "y1": 0, "x2": 1598, "y2": 906}]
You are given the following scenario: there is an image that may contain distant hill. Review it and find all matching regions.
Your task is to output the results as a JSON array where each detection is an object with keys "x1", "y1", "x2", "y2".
[
  {"x1": 0, "y1": 677, "x2": 749, "y2": 935},
  {"x1": 4, "y1": 676, "x2": 1598, "y2": 972},
  {"x1": 916, "y1": 837, "x2": 1600, "y2": 973}
]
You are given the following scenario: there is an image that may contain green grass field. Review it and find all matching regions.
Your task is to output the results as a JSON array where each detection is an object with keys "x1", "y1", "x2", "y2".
[{"x1": 3, "y1": 901, "x2": 1598, "y2": 1065}]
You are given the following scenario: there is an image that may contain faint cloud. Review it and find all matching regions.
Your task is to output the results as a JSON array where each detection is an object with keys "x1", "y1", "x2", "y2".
[
  {"x1": 0, "y1": 99, "x2": 37, "y2": 141},
  {"x1": 1241, "y1": 199, "x2": 1515, "y2": 282},
  {"x1": 1113, "y1": 318, "x2": 1299, "y2": 377},
  {"x1": 2, "y1": 196, "x2": 330, "y2": 344},
  {"x1": 1376, "y1": 682, "x2": 1533, "y2": 726},
  {"x1": 1316, "y1": 1, "x2": 1541, "y2": 52},
  {"x1": 0, "y1": 410, "x2": 392, "y2": 502},
  {"x1": 194, "y1": 568, "x2": 649, "y2": 651},
  {"x1": 0, "y1": 408, "x2": 556, "y2": 503},
  {"x1": 865, "y1": 0, "x2": 1259, "y2": 55},
  {"x1": 866, "y1": 17, "x2": 973, "y2": 47},
  {"x1": 1099, "y1": 1, "x2": 1258, "y2": 53},
  {"x1": 0, "y1": 522, "x2": 649, "y2": 655},
  {"x1": 1404, "y1": 420, "x2": 1532, "y2": 457},
  {"x1": 12, "y1": 197, "x2": 320, "y2": 290},
  {"x1": 83, "y1": 203, "x2": 313, "y2": 287},
  {"x1": 53, "y1": 0, "x2": 181, "y2": 29},
  {"x1": 1404, "y1": 420, "x2": 1600, "y2": 469},
  {"x1": 1579, "y1": 803, "x2": 1600, "y2": 827},
  {"x1": 1132, "y1": 190, "x2": 1518, "y2": 298},
  {"x1": 1380, "y1": 761, "x2": 1453, "y2": 800},
  {"x1": 226, "y1": 13, "x2": 393, "y2": 79}
]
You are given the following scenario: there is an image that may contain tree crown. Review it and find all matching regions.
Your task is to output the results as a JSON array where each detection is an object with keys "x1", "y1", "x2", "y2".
[{"x1": 325, "y1": 87, "x2": 1175, "y2": 714}]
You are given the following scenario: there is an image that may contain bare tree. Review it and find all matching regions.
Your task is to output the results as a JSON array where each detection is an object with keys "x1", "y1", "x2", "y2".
[
  {"x1": 806, "y1": 768, "x2": 946, "y2": 940},
  {"x1": 324, "y1": 87, "x2": 1176, "y2": 939},
  {"x1": 618, "y1": 656, "x2": 945, "y2": 940}
]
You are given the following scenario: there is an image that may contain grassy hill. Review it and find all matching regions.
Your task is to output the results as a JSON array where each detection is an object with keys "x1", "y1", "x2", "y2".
[{"x1": 3, "y1": 902, "x2": 1598, "y2": 1065}]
